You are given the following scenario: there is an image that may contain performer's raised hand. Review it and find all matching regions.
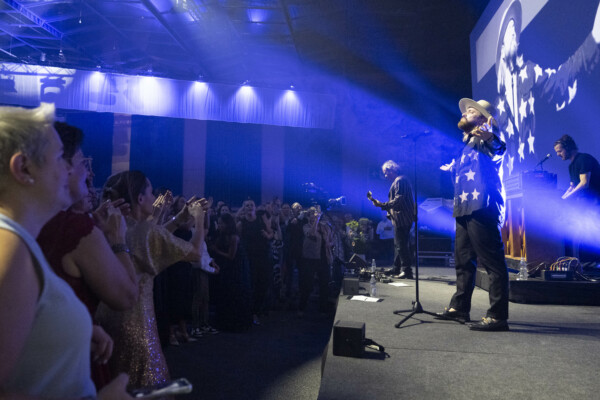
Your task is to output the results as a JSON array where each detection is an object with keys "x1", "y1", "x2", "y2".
[
  {"x1": 440, "y1": 159, "x2": 456, "y2": 172},
  {"x1": 367, "y1": 191, "x2": 382, "y2": 207},
  {"x1": 472, "y1": 116, "x2": 494, "y2": 141}
]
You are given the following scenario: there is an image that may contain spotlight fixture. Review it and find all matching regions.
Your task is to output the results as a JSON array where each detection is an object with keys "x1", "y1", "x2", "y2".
[
  {"x1": 241, "y1": 79, "x2": 250, "y2": 86},
  {"x1": 289, "y1": 84, "x2": 295, "y2": 90},
  {"x1": 40, "y1": 52, "x2": 46, "y2": 62},
  {"x1": 58, "y1": 48, "x2": 66, "y2": 63}
]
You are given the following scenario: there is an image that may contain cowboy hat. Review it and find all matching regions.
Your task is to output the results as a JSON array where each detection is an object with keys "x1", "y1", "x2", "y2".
[{"x1": 458, "y1": 98, "x2": 497, "y2": 124}]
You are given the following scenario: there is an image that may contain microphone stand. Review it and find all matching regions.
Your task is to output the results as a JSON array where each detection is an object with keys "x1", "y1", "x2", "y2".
[
  {"x1": 394, "y1": 133, "x2": 438, "y2": 328},
  {"x1": 534, "y1": 155, "x2": 551, "y2": 171}
]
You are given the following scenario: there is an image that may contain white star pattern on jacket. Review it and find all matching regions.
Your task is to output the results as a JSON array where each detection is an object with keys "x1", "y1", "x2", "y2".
[
  {"x1": 451, "y1": 134, "x2": 506, "y2": 221},
  {"x1": 465, "y1": 169, "x2": 476, "y2": 181}
]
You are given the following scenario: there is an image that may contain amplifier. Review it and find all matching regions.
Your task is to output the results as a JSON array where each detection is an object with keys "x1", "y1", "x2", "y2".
[
  {"x1": 505, "y1": 171, "x2": 557, "y2": 197},
  {"x1": 333, "y1": 320, "x2": 365, "y2": 358},
  {"x1": 342, "y1": 277, "x2": 360, "y2": 295},
  {"x1": 541, "y1": 270, "x2": 574, "y2": 281}
]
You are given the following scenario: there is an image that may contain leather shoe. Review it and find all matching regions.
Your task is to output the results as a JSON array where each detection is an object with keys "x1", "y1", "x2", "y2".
[
  {"x1": 435, "y1": 308, "x2": 470, "y2": 323},
  {"x1": 469, "y1": 317, "x2": 509, "y2": 331}
]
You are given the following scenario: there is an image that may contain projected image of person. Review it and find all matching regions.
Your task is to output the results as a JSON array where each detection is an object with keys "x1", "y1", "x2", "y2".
[
  {"x1": 368, "y1": 160, "x2": 415, "y2": 279},
  {"x1": 438, "y1": 99, "x2": 509, "y2": 332},
  {"x1": 494, "y1": 0, "x2": 600, "y2": 176}
]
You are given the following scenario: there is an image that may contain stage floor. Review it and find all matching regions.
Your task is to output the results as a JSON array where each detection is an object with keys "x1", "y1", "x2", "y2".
[{"x1": 318, "y1": 267, "x2": 600, "y2": 400}]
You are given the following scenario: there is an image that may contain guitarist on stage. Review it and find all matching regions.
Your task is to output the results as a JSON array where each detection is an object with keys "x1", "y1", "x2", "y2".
[{"x1": 367, "y1": 160, "x2": 415, "y2": 279}]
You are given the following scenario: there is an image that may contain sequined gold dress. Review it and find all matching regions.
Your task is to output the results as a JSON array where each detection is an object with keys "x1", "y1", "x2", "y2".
[{"x1": 96, "y1": 218, "x2": 194, "y2": 389}]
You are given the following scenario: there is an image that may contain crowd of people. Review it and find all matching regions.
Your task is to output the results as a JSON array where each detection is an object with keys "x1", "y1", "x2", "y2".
[{"x1": 0, "y1": 103, "x2": 392, "y2": 399}]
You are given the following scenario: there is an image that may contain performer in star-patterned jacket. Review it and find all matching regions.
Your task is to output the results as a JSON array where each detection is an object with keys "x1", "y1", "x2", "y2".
[{"x1": 437, "y1": 98, "x2": 510, "y2": 332}]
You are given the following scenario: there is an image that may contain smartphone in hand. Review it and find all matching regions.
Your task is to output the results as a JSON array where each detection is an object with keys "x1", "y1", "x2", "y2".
[{"x1": 129, "y1": 378, "x2": 192, "y2": 398}]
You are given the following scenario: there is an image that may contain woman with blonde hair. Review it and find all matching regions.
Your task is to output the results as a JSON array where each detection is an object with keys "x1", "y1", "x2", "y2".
[{"x1": 0, "y1": 103, "x2": 131, "y2": 399}]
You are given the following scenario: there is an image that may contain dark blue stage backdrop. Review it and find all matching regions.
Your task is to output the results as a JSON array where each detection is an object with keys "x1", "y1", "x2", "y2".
[{"x1": 471, "y1": 0, "x2": 600, "y2": 190}]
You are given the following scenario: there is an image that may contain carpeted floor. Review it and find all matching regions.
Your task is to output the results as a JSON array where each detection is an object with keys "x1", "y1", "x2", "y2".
[
  {"x1": 319, "y1": 267, "x2": 600, "y2": 400},
  {"x1": 164, "y1": 286, "x2": 336, "y2": 400}
]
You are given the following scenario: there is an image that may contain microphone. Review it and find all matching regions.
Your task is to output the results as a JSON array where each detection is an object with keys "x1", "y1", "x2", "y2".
[{"x1": 535, "y1": 153, "x2": 552, "y2": 170}]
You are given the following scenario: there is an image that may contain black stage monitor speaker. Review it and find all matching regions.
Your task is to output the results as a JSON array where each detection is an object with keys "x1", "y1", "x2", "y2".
[
  {"x1": 342, "y1": 277, "x2": 359, "y2": 295},
  {"x1": 348, "y1": 254, "x2": 368, "y2": 269},
  {"x1": 333, "y1": 320, "x2": 365, "y2": 358}
]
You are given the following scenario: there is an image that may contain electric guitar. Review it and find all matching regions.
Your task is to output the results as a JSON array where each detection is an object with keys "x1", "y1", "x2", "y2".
[{"x1": 368, "y1": 191, "x2": 394, "y2": 223}]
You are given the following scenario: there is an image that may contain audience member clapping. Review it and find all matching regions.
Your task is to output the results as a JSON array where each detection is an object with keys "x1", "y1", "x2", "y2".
[{"x1": 97, "y1": 170, "x2": 208, "y2": 389}]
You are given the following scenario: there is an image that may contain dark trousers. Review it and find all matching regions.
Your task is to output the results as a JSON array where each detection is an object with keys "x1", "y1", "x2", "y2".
[
  {"x1": 298, "y1": 257, "x2": 329, "y2": 312},
  {"x1": 450, "y1": 209, "x2": 509, "y2": 320},
  {"x1": 248, "y1": 252, "x2": 271, "y2": 315},
  {"x1": 282, "y1": 254, "x2": 301, "y2": 300},
  {"x1": 393, "y1": 224, "x2": 413, "y2": 274}
]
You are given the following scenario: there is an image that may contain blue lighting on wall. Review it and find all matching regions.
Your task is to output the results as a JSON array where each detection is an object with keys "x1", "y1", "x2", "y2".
[{"x1": 247, "y1": 8, "x2": 270, "y2": 23}]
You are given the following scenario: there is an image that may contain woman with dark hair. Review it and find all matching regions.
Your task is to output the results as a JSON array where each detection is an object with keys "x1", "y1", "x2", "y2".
[
  {"x1": 0, "y1": 104, "x2": 131, "y2": 399},
  {"x1": 97, "y1": 170, "x2": 207, "y2": 389},
  {"x1": 37, "y1": 122, "x2": 139, "y2": 389},
  {"x1": 212, "y1": 213, "x2": 252, "y2": 331}
]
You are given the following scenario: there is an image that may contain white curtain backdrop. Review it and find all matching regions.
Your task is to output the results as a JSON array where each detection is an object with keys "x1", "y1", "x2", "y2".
[{"x1": 0, "y1": 63, "x2": 336, "y2": 129}]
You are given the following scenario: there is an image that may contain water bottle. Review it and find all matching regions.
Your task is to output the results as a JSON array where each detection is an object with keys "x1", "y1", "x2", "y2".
[
  {"x1": 370, "y1": 274, "x2": 377, "y2": 297},
  {"x1": 371, "y1": 258, "x2": 377, "y2": 273},
  {"x1": 517, "y1": 257, "x2": 528, "y2": 281}
]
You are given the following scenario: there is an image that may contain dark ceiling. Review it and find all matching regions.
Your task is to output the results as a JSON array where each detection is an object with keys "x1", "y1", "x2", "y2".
[{"x1": 0, "y1": 0, "x2": 489, "y2": 99}]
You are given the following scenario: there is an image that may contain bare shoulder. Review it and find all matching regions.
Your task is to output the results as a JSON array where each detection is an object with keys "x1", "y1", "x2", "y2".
[
  {"x1": 0, "y1": 229, "x2": 42, "y2": 382},
  {"x1": 0, "y1": 230, "x2": 41, "y2": 293},
  {"x1": 67, "y1": 225, "x2": 112, "y2": 274},
  {"x1": 73, "y1": 225, "x2": 111, "y2": 253},
  {"x1": 0, "y1": 229, "x2": 33, "y2": 275}
]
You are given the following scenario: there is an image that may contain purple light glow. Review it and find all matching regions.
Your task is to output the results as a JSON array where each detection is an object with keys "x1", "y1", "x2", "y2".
[{"x1": 247, "y1": 9, "x2": 270, "y2": 23}]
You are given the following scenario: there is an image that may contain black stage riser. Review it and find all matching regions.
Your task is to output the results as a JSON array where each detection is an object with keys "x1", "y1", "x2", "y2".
[{"x1": 475, "y1": 267, "x2": 600, "y2": 305}]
